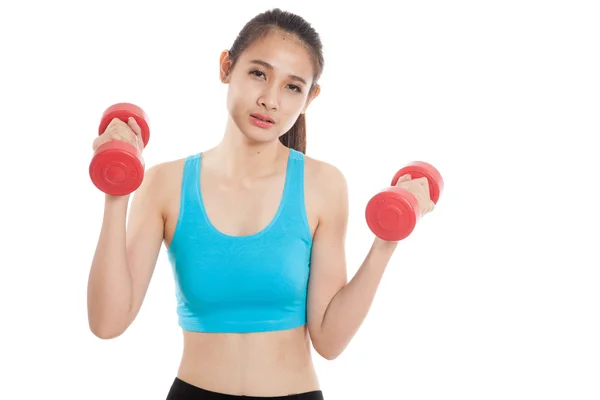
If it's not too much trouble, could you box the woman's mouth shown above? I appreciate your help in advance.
[250,114,275,128]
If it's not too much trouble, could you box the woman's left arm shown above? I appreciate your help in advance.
[306,164,400,361]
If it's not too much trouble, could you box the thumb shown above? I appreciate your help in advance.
[127,117,144,149]
[127,117,142,137]
[395,174,412,186]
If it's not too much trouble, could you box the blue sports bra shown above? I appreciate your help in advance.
[167,149,313,333]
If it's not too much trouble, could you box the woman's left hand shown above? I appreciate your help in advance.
[372,174,436,248]
[394,174,436,217]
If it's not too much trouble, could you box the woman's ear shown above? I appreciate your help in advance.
[219,50,232,83]
[301,84,321,114]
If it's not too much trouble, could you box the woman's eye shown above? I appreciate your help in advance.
[249,70,302,93]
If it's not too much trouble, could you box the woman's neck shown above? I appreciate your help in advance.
[207,119,288,180]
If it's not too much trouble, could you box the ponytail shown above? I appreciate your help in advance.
[279,114,307,154]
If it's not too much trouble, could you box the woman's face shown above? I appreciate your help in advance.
[220,31,320,145]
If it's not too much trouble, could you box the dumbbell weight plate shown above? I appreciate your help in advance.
[365,186,421,241]
[89,140,144,196]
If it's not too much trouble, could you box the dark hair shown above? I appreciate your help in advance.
[227,8,324,154]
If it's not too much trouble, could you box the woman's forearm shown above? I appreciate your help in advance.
[87,195,134,338]
[318,239,398,359]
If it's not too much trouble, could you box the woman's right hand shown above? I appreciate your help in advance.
[93,117,144,153]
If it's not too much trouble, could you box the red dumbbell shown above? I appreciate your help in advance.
[89,103,150,196]
[365,161,444,241]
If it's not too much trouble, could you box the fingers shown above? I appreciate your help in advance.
[107,117,125,130]
[416,195,435,216]
[95,117,139,150]
[395,175,435,215]
[127,117,144,150]
[425,200,435,214]
[127,117,142,136]
[415,177,430,193]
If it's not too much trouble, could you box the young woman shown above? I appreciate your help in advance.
[87,8,434,400]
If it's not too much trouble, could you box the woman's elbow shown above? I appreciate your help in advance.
[312,339,344,360]
[88,317,128,340]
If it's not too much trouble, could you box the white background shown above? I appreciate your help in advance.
[1,0,599,399]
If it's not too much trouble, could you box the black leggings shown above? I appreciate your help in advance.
[166,378,325,399]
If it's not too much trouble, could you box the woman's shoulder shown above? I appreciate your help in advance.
[140,154,194,194]
[149,150,207,175]
[303,154,347,191]
[303,154,348,212]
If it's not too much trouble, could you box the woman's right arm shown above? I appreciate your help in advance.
[87,118,166,339]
